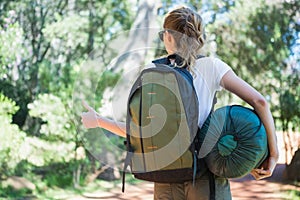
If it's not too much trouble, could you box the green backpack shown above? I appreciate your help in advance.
[122,55,214,194]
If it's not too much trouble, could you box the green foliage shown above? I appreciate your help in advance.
[286,189,300,200]
[212,0,298,78]
[247,3,296,74]
[0,0,135,131]
[276,72,300,131]
[22,137,75,167]
[211,0,300,131]
[26,93,76,166]
[0,93,19,117]
[28,94,74,141]
[0,22,26,78]
[82,129,124,163]
[0,94,26,176]
[212,0,269,77]
[39,162,75,188]
[43,14,88,51]
[0,185,32,199]
[94,70,121,108]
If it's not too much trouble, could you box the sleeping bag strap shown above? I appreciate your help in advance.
[122,99,136,193]
[207,95,217,200]
[122,151,133,193]
[211,92,217,113]
[208,170,216,200]
[228,106,238,140]
[192,150,197,186]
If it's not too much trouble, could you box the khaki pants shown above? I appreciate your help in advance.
[154,177,231,200]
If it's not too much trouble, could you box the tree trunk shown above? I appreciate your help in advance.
[100,0,160,120]
[285,148,300,181]
[85,165,110,184]
[73,164,81,188]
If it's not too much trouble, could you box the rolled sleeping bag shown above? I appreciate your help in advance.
[198,105,269,178]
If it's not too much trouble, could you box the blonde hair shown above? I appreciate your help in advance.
[163,6,206,71]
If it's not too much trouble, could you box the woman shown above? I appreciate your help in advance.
[81,6,279,200]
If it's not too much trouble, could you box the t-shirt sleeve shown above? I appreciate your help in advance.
[213,58,231,91]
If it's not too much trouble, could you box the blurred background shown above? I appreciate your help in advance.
[0,0,299,199]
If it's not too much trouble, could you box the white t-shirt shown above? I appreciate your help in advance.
[193,57,231,127]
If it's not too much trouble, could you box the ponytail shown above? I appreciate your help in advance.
[163,6,206,73]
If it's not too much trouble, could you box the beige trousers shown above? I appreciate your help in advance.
[154,177,231,200]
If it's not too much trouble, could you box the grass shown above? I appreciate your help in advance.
[37,174,141,199]
[285,189,300,200]
[0,174,141,200]
[0,186,33,199]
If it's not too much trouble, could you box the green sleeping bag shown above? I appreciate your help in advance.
[198,105,269,178]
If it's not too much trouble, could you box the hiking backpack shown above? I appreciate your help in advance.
[122,54,213,192]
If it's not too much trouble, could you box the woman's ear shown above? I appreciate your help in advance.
[165,31,174,42]
[164,30,177,54]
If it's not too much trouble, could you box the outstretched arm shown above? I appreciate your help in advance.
[80,100,126,138]
[221,70,279,180]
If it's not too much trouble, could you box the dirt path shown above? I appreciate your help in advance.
[229,164,299,200]
[67,133,300,200]
[67,164,299,200]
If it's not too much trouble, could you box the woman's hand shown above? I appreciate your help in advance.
[80,100,126,137]
[250,156,278,180]
[81,100,99,129]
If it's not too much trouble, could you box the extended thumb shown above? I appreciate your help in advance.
[82,100,93,111]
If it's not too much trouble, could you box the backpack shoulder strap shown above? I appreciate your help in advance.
[211,92,217,113]
[152,54,194,86]
[152,54,217,112]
